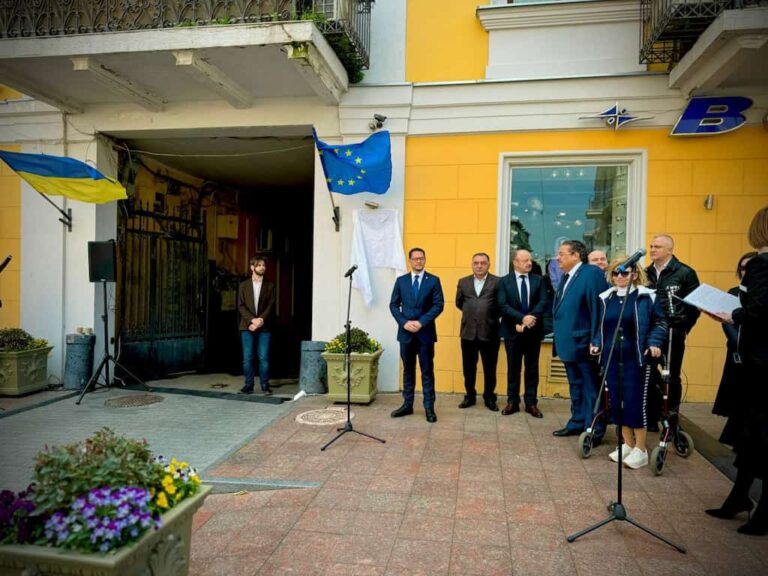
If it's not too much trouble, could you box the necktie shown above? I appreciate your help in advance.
[556,273,570,302]
[412,275,420,299]
[520,275,528,314]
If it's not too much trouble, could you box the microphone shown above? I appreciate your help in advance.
[344,264,358,278]
[0,255,11,274]
[616,249,646,272]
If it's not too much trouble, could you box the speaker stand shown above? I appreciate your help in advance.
[76,280,150,404]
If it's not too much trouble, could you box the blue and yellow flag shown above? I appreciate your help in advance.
[0,150,127,204]
[313,130,391,195]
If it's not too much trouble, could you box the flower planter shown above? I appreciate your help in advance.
[322,349,383,404]
[0,485,212,576]
[0,347,52,397]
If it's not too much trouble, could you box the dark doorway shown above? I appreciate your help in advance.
[109,126,314,380]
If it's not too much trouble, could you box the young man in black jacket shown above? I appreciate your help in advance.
[646,234,700,431]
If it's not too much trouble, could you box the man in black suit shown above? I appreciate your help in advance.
[237,255,276,395]
[498,249,548,417]
[389,247,445,423]
[455,252,500,411]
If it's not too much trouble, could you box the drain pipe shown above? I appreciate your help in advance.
[59,112,69,380]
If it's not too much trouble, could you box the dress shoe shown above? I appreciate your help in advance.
[552,427,581,437]
[485,400,499,412]
[425,409,437,423]
[458,398,476,409]
[262,388,273,396]
[391,404,414,418]
[501,403,520,416]
[706,497,754,519]
[239,386,253,395]
[737,516,767,536]
[525,405,543,418]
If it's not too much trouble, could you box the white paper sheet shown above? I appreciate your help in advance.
[680,283,740,314]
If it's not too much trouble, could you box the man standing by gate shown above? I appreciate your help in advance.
[238,255,276,395]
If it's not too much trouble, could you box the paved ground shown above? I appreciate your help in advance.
[190,395,768,576]
[2,385,766,575]
[0,386,293,491]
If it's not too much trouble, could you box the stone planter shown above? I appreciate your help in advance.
[322,349,383,404]
[0,347,52,397]
[0,485,212,576]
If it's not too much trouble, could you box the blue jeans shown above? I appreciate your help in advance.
[241,330,271,390]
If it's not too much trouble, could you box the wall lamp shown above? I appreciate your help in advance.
[369,114,387,131]
[704,194,715,210]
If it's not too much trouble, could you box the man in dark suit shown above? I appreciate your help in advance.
[237,255,276,395]
[389,247,445,423]
[498,249,549,418]
[552,240,608,437]
[455,252,500,411]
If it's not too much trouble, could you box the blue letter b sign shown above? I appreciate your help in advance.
[671,97,752,136]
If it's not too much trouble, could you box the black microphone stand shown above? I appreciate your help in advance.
[321,268,386,451]
[567,286,685,553]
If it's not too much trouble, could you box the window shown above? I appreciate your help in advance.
[497,151,645,275]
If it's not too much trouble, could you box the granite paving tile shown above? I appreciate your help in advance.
[448,542,512,576]
[387,538,452,574]
[453,516,509,547]
[397,511,454,542]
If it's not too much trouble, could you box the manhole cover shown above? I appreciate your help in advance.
[295,407,353,426]
[105,394,164,408]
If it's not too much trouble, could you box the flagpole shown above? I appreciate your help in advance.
[33,189,72,232]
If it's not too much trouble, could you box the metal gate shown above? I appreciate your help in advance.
[118,207,207,379]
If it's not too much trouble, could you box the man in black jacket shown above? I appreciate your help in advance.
[646,234,700,430]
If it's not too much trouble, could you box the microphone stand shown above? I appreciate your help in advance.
[567,286,685,553]
[321,268,386,451]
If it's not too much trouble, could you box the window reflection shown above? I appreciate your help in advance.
[509,165,628,274]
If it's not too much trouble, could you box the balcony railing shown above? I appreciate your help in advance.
[0,0,372,74]
[639,0,761,65]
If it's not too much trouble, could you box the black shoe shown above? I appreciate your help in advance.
[425,409,437,423]
[391,404,414,418]
[458,398,476,409]
[553,427,581,437]
[737,518,768,536]
[706,498,754,520]
[485,400,499,412]
[262,388,273,396]
[239,386,254,395]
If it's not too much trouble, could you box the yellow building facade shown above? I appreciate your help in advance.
[400,1,768,402]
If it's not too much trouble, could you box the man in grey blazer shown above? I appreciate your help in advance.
[455,253,500,411]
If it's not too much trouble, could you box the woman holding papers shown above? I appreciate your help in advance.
[707,206,768,536]
[712,252,757,446]
[591,258,666,470]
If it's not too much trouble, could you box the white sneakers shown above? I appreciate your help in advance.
[623,447,649,469]
[608,446,631,463]
[608,446,648,469]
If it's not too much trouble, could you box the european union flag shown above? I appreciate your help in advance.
[313,129,391,195]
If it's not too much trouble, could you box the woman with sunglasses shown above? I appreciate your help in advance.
[590,259,667,469]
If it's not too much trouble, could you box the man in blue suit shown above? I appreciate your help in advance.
[552,240,608,438]
[389,247,445,423]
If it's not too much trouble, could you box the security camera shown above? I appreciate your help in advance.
[369,114,387,131]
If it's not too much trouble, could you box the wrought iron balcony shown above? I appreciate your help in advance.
[0,0,372,78]
[639,0,761,65]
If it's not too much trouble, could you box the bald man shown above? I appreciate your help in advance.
[588,250,608,271]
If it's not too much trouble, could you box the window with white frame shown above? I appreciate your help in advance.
[497,152,646,276]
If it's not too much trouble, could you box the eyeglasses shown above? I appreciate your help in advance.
[611,270,632,277]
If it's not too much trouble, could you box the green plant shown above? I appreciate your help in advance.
[32,429,162,515]
[324,327,382,354]
[0,328,48,352]
[324,33,365,84]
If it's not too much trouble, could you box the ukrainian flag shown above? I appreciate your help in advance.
[0,150,127,204]
[313,129,391,195]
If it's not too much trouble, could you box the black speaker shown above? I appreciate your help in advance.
[88,241,116,282]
